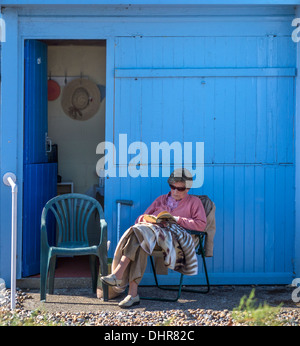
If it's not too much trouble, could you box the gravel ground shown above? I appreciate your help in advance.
[1,284,300,326]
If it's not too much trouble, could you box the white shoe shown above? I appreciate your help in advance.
[100,273,122,287]
[118,295,140,308]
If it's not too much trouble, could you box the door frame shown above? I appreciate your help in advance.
[19,37,112,278]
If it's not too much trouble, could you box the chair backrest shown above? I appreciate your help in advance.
[200,195,214,217]
[41,193,104,246]
[192,195,214,217]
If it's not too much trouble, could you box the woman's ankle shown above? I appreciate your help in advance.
[111,271,122,281]
[128,282,138,297]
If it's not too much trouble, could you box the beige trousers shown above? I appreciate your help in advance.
[121,233,149,285]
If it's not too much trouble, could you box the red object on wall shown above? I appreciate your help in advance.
[48,79,61,101]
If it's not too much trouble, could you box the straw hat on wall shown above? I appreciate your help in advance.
[61,78,101,121]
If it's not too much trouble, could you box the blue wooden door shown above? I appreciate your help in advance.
[106,34,295,285]
[24,40,49,165]
[23,40,57,277]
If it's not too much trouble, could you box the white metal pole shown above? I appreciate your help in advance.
[117,202,121,243]
[2,173,17,310]
[9,177,17,310]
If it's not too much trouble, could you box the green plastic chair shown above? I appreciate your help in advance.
[40,193,108,301]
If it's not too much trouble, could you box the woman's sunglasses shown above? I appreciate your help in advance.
[169,184,186,192]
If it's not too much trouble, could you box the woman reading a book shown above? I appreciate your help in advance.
[100,168,207,308]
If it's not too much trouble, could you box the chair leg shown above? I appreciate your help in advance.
[180,261,210,294]
[89,255,98,293]
[98,253,108,302]
[140,256,184,302]
[181,242,210,294]
[40,251,50,301]
[48,255,56,295]
[140,246,210,301]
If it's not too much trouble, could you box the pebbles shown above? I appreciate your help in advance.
[0,288,29,309]
[1,288,300,326]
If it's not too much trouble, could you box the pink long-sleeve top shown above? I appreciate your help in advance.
[135,192,207,232]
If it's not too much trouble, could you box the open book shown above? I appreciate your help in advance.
[143,211,177,224]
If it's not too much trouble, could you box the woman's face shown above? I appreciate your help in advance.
[169,181,189,201]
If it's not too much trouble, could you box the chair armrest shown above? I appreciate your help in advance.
[185,229,206,256]
[100,218,107,229]
[186,230,207,236]
[41,225,50,250]
[99,219,108,246]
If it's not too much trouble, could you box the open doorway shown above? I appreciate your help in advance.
[47,40,106,277]
[22,39,106,278]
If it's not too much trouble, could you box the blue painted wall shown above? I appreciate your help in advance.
[0,4,298,286]
[110,33,296,285]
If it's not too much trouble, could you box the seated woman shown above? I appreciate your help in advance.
[100,168,207,308]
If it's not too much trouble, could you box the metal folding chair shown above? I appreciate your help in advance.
[140,195,215,302]
[140,230,210,302]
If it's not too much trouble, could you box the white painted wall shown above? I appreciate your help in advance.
[47,45,106,195]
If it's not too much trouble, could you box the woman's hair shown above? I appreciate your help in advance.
[168,168,193,189]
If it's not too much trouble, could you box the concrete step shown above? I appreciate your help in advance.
[17,277,93,290]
